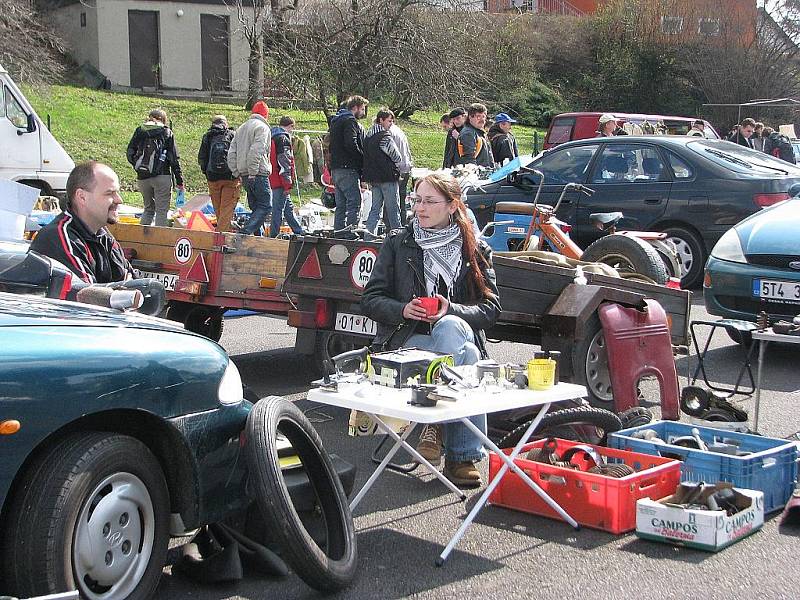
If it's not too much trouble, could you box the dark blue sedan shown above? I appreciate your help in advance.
[704,197,800,321]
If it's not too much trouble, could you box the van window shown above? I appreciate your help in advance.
[4,88,28,129]
[548,117,575,145]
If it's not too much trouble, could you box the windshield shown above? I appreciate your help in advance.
[687,140,800,175]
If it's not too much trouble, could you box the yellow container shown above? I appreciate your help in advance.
[527,358,555,390]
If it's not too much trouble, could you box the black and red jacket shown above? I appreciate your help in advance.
[30,212,134,284]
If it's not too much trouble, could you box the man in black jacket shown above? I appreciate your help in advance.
[455,104,494,168]
[31,161,134,284]
[728,118,756,148]
[487,113,519,166]
[443,107,466,169]
[198,115,239,232]
[329,95,368,230]
[363,108,403,233]
[126,109,184,227]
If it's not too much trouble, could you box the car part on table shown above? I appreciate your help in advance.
[245,396,357,592]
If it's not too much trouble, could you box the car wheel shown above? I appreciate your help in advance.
[571,315,614,406]
[245,396,357,592]
[662,226,705,288]
[2,433,169,600]
[312,330,365,377]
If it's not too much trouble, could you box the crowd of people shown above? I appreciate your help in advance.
[725,117,797,164]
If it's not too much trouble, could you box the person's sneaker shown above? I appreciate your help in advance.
[444,460,482,488]
[416,424,443,466]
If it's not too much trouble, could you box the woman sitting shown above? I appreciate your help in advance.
[361,172,501,487]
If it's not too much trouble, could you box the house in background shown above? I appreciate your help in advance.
[44,0,256,93]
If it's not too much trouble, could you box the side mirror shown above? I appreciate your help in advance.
[16,113,36,136]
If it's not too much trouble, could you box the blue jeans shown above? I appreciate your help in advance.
[332,168,361,230]
[366,180,401,234]
[241,175,272,235]
[406,315,486,463]
[270,187,303,236]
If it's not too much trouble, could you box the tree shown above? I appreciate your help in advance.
[0,0,69,83]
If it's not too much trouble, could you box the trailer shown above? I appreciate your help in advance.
[108,224,292,340]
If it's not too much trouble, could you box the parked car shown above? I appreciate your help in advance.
[543,112,719,149]
[465,136,800,287]
[704,194,800,323]
[0,266,357,597]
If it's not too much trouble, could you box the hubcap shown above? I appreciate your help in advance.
[585,330,613,402]
[667,236,694,275]
[73,472,155,600]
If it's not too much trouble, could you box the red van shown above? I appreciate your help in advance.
[543,112,719,149]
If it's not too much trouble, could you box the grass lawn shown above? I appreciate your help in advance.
[24,84,544,208]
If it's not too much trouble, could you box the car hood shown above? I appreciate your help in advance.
[0,291,187,333]
[737,199,800,255]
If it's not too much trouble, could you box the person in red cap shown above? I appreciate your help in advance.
[227,101,272,234]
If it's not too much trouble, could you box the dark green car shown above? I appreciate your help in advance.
[0,290,356,599]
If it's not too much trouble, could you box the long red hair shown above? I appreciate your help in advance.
[414,172,494,301]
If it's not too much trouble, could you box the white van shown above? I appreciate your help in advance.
[0,64,74,199]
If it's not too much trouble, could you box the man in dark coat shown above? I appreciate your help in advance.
[443,107,466,169]
[728,118,756,148]
[198,115,239,232]
[329,95,368,230]
[487,113,519,166]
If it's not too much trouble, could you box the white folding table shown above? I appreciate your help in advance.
[751,328,800,432]
[307,380,588,565]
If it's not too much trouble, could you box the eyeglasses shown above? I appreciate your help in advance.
[409,196,448,207]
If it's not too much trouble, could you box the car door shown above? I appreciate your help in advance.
[576,142,672,246]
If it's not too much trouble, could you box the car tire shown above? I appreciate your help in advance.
[572,314,615,407]
[582,235,668,285]
[2,433,170,600]
[312,330,366,377]
[167,301,224,342]
[662,226,705,288]
[245,396,357,592]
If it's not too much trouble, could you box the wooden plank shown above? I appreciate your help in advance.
[109,223,219,250]
[222,255,288,278]
[496,288,555,316]
[218,272,285,294]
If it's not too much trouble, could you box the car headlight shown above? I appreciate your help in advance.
[217,360,244,405]
[710,228,746,263]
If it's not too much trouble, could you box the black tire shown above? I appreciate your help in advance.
[700,407,740,422]
[619,406,653,429]
[572,314,614,407]
[498,406,623,448]
[662,226,705,288]
[2,433,170,600]
[312,330,364,377]
[680,385,710,417]
[582,235,668,285]
[245,396,357,592]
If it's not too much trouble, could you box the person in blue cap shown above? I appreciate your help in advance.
[487,113,519,166]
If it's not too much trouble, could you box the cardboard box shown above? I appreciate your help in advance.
[636,483,764,551]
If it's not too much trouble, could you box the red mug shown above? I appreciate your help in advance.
[418,296,440,317]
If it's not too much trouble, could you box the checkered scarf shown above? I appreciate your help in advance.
[412,220,463,298]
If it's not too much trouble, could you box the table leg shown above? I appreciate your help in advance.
[753,340,767,433]
[436,403,578,566]
[349,416,466,512]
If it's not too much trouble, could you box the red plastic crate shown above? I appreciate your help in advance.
[488,438,681,534]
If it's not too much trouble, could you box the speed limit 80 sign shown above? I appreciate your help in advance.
[174,237,193,264]
[349,247,378,290]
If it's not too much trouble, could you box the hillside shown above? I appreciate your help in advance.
[24,85,542,205]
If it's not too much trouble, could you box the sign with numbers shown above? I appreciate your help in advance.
[174,237,193,264]
[349,247,378,290]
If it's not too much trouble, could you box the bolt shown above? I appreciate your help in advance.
[122,540,131,554]
[119,513,129,527]
[102,522,111,536]
[105,551,113,566]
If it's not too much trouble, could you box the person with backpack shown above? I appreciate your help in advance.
[227,101,272,235]
[126,109,184,227]
[764,129,797,164]
[269,116,304,237]
[198,115,239,232]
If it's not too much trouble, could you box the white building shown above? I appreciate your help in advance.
[45,0,256,92]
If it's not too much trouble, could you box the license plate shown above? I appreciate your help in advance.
[334,312,377,336]
[753,278,800,302]
[135,270,178,291]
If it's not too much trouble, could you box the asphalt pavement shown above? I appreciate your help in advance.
[154,295,800,600]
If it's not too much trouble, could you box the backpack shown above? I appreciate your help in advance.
[134,131,166,177]
[768,134,796,164]
[206,130,232,176]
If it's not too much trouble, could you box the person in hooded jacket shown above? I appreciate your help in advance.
[443,107,467,169]
[269,116,304,236]
[329,95,368,230]
[361,172,501,488]
[487,113,519,166]
[198,115,239,232]
[363,108,403,234]
[126,108,184,227]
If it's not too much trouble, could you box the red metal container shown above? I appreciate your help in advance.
[488,438,681,534]
[598,299,680,419]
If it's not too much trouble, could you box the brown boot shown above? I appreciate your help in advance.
[444,459,481,488]
[416,424,443,466]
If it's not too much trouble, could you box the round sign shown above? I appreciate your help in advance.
[174,237,193,264]
[349,247,378,290]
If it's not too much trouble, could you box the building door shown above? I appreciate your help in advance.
[128,10,160,88]
[201,14,230,91]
